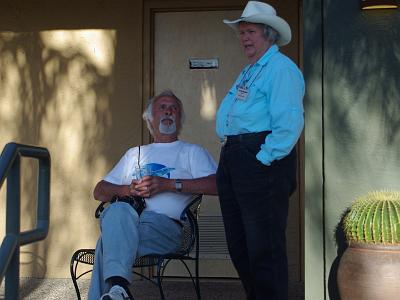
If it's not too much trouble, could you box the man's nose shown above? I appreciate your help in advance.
[164,107,173,115]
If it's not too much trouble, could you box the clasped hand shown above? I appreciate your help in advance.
[130,176,168,198]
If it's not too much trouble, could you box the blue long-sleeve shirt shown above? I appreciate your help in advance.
[216,45,305,166]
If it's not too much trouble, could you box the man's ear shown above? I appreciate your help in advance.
[145,119,155,136]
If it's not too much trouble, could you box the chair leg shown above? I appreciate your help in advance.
[70,251,82,300]
[195,257,201,300]
[157,258,201,300]
[178,259,200,300]
[156,259,166,300]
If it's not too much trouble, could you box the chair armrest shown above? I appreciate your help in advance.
[95,194,202,220]
[180,194,202,221]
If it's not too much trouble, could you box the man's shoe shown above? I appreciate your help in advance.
[100,285,131,300]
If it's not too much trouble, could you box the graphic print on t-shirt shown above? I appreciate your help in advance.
[133,163,175,179]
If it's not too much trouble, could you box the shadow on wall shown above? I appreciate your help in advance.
[304,0,400,298]
[0,29,114,276]
[323,1,400,300]
[0,0,142,283]
[324,2,400,166]
[18,251,47,298]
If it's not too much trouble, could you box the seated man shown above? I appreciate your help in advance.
[88,90,218,300]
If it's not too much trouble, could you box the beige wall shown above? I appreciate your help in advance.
[0,0,143,277]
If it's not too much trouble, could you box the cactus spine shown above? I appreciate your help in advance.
[344,191,400,244]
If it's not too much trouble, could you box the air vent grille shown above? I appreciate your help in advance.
[197,215,231,259]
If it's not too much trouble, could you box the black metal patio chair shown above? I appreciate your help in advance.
[70,194,202,300]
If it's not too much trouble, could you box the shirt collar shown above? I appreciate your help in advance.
[256,44,279,66]
[241,45,279,74]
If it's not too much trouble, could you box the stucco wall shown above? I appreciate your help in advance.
[0,0,143,278]
[305,1,400,299]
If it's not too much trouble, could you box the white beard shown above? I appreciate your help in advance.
[159,116,176,134]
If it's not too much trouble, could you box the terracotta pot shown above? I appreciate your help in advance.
[337,242,400,300]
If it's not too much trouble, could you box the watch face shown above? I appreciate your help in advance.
[175,179,182,191]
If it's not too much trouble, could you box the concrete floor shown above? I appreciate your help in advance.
[1,277,304,300]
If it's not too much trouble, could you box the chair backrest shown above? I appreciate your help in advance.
[175,194,202,256]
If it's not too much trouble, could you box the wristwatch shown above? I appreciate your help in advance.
[175,179,183,192]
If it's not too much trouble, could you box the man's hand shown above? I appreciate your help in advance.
[131,176,173,198]
[94,174,217,202]
[93,180,135,202]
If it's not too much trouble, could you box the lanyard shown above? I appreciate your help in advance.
[238,64,266,89]
[225,63,267,127]
[238,65,254,87]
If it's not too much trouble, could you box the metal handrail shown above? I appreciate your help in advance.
[0,142,51,300]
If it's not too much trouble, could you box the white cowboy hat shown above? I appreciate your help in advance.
[223,1,291,46]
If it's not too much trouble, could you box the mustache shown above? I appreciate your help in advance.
[160,116,175,122]
[159,115,176,134]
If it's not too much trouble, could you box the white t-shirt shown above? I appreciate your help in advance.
[103,140,217,220]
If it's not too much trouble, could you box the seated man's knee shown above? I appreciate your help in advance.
[102,202,139,223]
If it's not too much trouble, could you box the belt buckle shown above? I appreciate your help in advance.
[220,136,227,146]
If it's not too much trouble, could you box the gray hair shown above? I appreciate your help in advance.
[237,22,279,45]
[142,90,185,135]
[262,24,279,44]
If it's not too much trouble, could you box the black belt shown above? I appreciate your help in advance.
[222,131,271,145]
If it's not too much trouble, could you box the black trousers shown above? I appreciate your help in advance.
[216,131,297,300]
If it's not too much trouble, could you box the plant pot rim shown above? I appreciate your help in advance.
[348,241,400,251]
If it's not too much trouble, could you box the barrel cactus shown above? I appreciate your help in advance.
[344,191,400,244]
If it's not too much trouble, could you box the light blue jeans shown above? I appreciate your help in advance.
[88,202,182,300]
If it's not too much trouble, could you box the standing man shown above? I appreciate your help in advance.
[215,2,304,299]
[89,90,217,300]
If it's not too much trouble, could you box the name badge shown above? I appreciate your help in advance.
[235,86,248,101]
